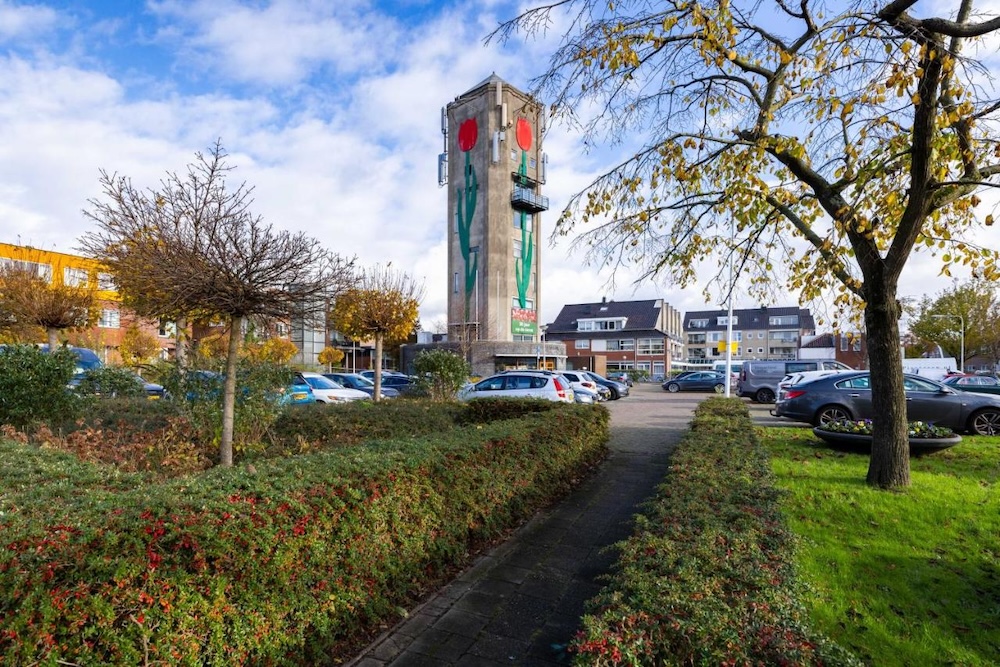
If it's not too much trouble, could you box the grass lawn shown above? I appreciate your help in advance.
[759,427,1000,667]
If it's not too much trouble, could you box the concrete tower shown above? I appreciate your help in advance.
[441,74,548,345]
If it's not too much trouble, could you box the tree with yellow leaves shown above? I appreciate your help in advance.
[0,263,97,347]
[318,346,345,370]
[495,0,1000,489]
[329,265,424,401]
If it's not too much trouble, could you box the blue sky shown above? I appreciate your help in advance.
[0,0,977,331]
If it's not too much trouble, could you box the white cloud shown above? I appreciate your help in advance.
[0,0,59,41]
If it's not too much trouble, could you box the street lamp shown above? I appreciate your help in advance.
[931,314,965,373]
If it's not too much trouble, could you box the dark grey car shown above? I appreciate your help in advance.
[773,371,1000,435]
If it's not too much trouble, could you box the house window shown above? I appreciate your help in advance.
[638,338,665,355]
[158,320,176,337]
[758,347,764,354]
[769,315,799,326]
[97,272,115,291]
[63,267,89,287]
[513,212,533,232]
[717,316,738,326]
[607,339,635,351]
[758,332,765,338]
[841,335,849,351]
[576,339,590,349]
[98,309,120,328]
[689,319,709,328]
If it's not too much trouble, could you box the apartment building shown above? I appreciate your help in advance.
[683,306,816,363]
[544,298,684,379]
[0,242,175,362]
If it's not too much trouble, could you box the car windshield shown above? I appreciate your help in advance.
[304,375,342,390]
[351,375,375,387]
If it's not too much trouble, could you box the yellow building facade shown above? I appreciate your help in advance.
[0,242,175,363]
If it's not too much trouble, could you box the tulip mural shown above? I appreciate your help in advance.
[514,117,534,310]
[456,118,478,320]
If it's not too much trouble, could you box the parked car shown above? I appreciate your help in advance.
[379,374,417,394]
[608,371,633,387]
[738,359,854,403]
[776,370,853,402]
[560,370,608,401]
[360,369,409,381]
[278,376,315,405]
[584,371,629,400]
[662,371,726,393]
[941,374,1000,396]
[183,369,314,405]
[457,370,574,403]
[323,372,399,398]
[773,371,1000,435]
[572,384,601,404]
[298,372,370,403]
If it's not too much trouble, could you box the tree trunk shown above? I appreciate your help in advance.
[864,288,911,488]
[373,334,383,402]
[175,316,188,367]
[219,315,242,467]
[46,327,59,349]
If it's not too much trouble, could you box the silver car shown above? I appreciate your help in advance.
[458,371,574,403]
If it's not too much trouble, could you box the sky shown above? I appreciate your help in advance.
[0,0,989,334]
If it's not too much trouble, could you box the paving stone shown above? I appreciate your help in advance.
[466,632,531,662]
[346,386,693,667]
[433,608,491,637]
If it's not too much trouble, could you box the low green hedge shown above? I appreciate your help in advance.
[571,397,859,666]
[0,401,609,665]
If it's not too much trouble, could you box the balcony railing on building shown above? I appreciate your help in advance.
[511,173,549,213]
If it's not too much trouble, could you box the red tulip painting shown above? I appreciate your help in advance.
[458,118,478,152]
[515,118,532,151]
[456,117,479,320]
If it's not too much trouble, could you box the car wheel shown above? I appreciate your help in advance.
[666,383,680,393]
[609,387,620,400]
[713,383,725,393]
[814,405,853,426]
[969,409,1000,435]
[755,387,776,403]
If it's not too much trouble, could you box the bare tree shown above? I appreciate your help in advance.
[81,141,355,466]
[0,263,97,347]
[329,264,424,401]
[494,0,1000,488]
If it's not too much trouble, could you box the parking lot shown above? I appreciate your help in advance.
[622,381,805,429]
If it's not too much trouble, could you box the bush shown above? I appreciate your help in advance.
[0,401,610,665]
[0,344,80,428]
[571,397,859,666]
[412,349,470,400]
[159,360,296,458]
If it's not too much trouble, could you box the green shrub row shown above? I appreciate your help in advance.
[0,401,609,666]
[570,397,859,666]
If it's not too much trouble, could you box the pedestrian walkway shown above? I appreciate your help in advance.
[349,385,699,667]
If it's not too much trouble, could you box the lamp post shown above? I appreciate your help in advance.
[931,314,965,373]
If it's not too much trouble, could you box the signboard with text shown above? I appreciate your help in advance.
[511,308,537,336]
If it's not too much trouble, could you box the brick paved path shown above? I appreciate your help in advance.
[348,384,701,667]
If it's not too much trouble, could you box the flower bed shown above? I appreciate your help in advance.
[813,419,962,451]
[0,400,609,665]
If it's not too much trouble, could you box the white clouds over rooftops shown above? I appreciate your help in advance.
[0,0,986,334]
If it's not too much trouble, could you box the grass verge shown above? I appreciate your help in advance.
[760,427,1000,666]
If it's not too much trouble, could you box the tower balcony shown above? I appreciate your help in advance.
[511,184,549,213]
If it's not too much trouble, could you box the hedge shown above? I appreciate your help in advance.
[571,397,859,666]
[0,400,609,665]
